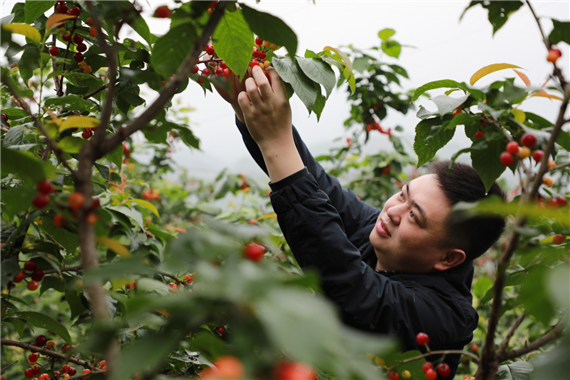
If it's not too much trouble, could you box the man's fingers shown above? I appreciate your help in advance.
[266,68,287,99]
[237,91,252,112]
[251,65,273,100]
[244,76,263,106]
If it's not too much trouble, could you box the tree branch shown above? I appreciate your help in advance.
[81,80,119,100]
[497,313,526,359]
[0,75,77,178]
[0,339,92,369]
[398,349,480,366]
[501,319,566,361]
[98,1,229,158]
[0,360,19,373]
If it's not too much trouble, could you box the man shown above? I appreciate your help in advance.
[216,66,506,378]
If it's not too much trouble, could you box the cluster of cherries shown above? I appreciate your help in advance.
[499,132,546,167]
[12,260,45,291]
[31,179,100,225]
[385,333,452,380]
[142,188,160,201]
[365,120,392,137]
[167,274,194,292]
[21,335,92,379]
[49,2,97,74]
[199,356,318,380]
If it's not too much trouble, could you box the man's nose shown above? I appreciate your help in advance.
[386,204,405,226]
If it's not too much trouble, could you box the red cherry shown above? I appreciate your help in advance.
[29,353,39,362]
[556,196,567,207]
[274,361,316,380]
[49,46,59,56]
[72,34,84,44]
[223,68,230,77]
[422,362,433,373]
[168,282,178,292]
[61,32,72,42]
[68,192,85,210]
[53,213,65,227]
[521,133,537,147]
[33,193,51,209]
[500,152,515,166]
[25,369,34,378]
[56,3,68,14]
[82,129,91,139]
[14,271,26,283]
[388,371,400,380]
[201,68,211,76]
[155,5,171,18]
[184,274,193,283]
[76,43,87,53]
[32,366,42,375]
[259,50,267,59]
[27,280,39,291]
[416,332,430,346]
[1,113,7,123]
[68,367,76,376]
[37,180,54,194]
[215,67,224,76]
[553,234,564,244]
[425,369,438,380]
[532,149,544,163]
[217,326,226,334]
[24,260,37,271]
[255,37,263,45]
[67,6,81,17]
[87,17,93,26]
[73,52,84,62]
[191,65,199,74]
[31,269,44,282]
[243,242,265,262]
[436,363,450,378]
[249,60,260,67]
[62,343,72,353]
[506,141,520,154]
[452,109,461,117]
[220,61,227,69]
[61,365,70,373]
[547,48,562,64]
[474,131,485,139]
[206,44,215,55]
[39,374,50,380]
[36,335,47,346]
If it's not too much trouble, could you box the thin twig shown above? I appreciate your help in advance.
[501,319,566,361]
[81,80,119,100]
[0,360,19,373]
[549,161,570,172]
[0,339,92,369]
[497,313,527,358]
[398,349,480,366]
[0,76,77,178]
[525,0,550,50]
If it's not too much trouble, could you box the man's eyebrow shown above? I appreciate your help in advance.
[404,183,427,225]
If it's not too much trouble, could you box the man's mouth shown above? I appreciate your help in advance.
[376,219,391,238]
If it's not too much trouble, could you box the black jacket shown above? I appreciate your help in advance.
[236,119,478,378]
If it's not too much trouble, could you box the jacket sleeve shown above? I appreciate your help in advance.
[269,172,418,333]
[236,117,379,238]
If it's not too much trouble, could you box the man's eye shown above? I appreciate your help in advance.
[410,211,418,222]
[398,192,404,199]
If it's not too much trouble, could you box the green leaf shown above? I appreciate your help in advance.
[240,4,298,57]
[313,92,326,122]
[40,276,66,295]
[555,130,570,152]
[107,205,144,230]
[15,311,72,343]
[412,80,462,101]
[1,108,29,119]
[468,129,507,192]
[129,14,155,46]
[273,57,318,114]
[66,288,88,320]
[381,40,401,58]
[1,258,21,287]
[45,95,99,113]
[477,1,524,35]
[40,215,79,254]
[173,125,200,149]
[518,266,555,327]
[296,57,336,99]
[19,44,40,86]
[150,23,197,79]
[413,117,456,167]
[432,94,469,115]
[0,182,36,217]
[212,8,252,80]
[131,199,160,218]
[497,361,533,380]
[58,136,88,154]
[107,143,123,171]
[378,28,395,41]
[549,19,570,45]
[25,0,54,24]
[1,147,45,183]
[5,316,26,338]
[473,276,493,300]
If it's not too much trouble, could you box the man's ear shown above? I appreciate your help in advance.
[433,249,466,271]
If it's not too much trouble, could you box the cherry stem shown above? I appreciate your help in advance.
[397,349,480,366]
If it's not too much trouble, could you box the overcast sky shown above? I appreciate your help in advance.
[2,1,569,184]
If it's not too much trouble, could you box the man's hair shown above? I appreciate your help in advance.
[430,161,506,262]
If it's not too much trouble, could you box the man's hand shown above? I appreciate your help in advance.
[236,66,303,183]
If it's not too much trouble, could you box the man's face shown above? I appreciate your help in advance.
[369,174,455,273]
